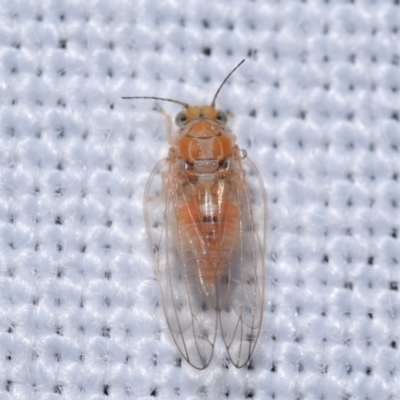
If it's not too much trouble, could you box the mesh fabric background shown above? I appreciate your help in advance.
[0,0,399,399]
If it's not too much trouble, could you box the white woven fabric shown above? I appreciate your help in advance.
[0,0,399,399]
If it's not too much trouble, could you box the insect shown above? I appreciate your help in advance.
[123,60,267,369]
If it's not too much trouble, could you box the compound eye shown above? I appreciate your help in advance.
[175,110,188,127]
[216,110,228,124]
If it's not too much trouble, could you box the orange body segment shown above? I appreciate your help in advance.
[177,135,233,164]
[177,137,201,163]
[177,196,240,285]
[187,120,215,137]
[212,135,232,159]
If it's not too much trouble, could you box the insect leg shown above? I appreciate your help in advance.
[157,108,174,145]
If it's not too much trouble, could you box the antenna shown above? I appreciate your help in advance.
[121,96,189,108]
[122,60,245,108]
[211,59,245,107]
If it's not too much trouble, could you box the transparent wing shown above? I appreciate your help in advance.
[144,159,168,260]
[144,159,218,369]
[217,156,267,368]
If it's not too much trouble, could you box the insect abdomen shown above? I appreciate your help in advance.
[177,181,240,285]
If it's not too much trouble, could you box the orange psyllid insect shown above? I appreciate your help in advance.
[123,60,267,369]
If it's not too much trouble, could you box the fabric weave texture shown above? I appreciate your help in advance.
[0,0,399,399]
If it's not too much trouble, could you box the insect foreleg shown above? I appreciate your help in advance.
[157,108,174,145]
